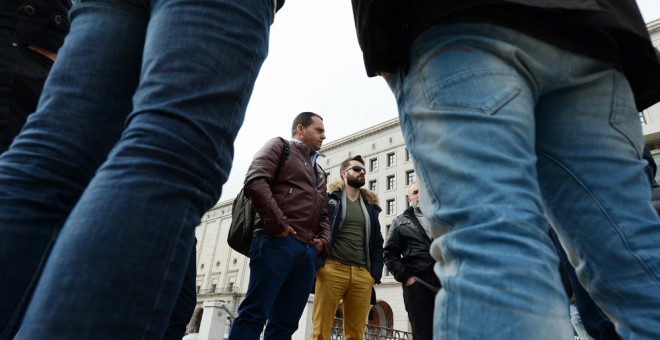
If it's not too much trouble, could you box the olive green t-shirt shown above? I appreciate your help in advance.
[329,196,367,267]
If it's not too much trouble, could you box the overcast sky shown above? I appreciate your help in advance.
[219,0,660,202]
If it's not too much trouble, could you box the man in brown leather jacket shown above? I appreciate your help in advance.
[229,111,332,340]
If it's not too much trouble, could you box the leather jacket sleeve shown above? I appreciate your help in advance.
[316,172,332,255]
[317,214,331,255]
[383,215,412,283]
[244,138,287,235]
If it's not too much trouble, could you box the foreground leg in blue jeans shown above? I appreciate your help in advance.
[164,245,199,340]
[0,3,144,337]
[0,0,273,338]
[387,23,660,339]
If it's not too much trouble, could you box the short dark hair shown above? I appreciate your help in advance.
[341,155,364,171]
[291,112,323,137]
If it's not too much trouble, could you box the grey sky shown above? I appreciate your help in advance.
[219,0,660,202]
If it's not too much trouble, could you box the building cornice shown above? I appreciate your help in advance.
[321,117,400,152]
[649,18,660,34]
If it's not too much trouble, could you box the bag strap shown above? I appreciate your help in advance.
[273,137,289,179]
[404,207,432,244]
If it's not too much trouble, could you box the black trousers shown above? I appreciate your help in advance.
[0,28,53,153]
[403,274,438,340]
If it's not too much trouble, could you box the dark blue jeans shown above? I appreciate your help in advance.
[0,0,273,338]
[229,233,317,339]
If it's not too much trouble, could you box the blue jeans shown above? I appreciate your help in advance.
[228,233,317,339]
[0,0,273,338]
[386,23,660,339]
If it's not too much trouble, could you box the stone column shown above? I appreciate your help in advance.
[198,301,230,340]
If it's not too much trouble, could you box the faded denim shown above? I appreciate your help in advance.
[387,23,660,339]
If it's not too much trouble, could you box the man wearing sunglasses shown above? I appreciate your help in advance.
[384,181,439,340]
[311,155,384,340]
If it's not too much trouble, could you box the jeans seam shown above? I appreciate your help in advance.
[140,201,193,339]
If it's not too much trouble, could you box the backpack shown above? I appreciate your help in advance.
[227,138,289,257]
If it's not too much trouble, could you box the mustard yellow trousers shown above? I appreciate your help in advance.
[310,259,375,340]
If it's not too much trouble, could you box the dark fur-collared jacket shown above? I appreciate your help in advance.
[320,180,384,284]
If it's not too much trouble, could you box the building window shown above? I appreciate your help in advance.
[386,199,396,215]
[369,158,378,172]
[387,152,396,167]
[369,180,377,192]
[405,148,411,162]
[211,284,217,293]
[387,175,396,190]
[406,170,416,186]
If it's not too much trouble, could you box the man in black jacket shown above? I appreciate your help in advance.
[351,0,660,338]
[384,181,438,340]
[0,0,70,153]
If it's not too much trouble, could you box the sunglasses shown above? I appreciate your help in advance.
[345,165,366,173]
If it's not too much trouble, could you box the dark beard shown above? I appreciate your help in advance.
[347,176,365,189]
